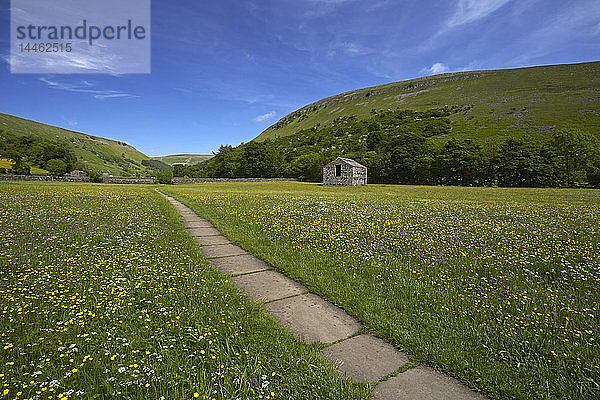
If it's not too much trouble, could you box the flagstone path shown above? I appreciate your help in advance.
[159,191,487,400]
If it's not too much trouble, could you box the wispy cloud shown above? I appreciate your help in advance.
[9,44,127,75]
[421,62,450,75]
[0,52,10,70]
[40,78,138,100]
[420,0,513,52]
[173,87,193,94]
[445,0,512,28]
[253,111,276,122]
[199,79,297,109]
[303,0,358,18]
[328,41,373,57]
[508,0,600,65]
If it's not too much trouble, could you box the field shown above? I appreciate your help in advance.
[0,182,368,400]
[163,182,600,400]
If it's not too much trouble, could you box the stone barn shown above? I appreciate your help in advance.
[323,157,367,186]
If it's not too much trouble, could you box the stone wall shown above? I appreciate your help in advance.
[323,163,367,186]
[0,174,297,185]
[0,174,90,182]
[323,162,353,186]
[101,176,156,184]
[351,166,367,186]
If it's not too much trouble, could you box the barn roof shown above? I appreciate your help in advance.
[334,157,366,168]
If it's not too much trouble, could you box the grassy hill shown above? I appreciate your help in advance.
[0,113,150,175]
[151,154,213,166]
[255,61,600,143]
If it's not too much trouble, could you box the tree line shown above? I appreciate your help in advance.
[0,130,76,176]
[175,108,600,188]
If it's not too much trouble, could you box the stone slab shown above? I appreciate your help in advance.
[195,236,230,246]
[181,214,202,221]
[209,254,269,274]
[372,366,487,400]
[183,220,213,228]
[320,334,408,382]
[200,244,247,258]
[181,216,206,224]
[263,294,360,344]
[231,270,306,302]
[187,227,222,237]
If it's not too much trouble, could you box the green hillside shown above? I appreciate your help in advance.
[255,61,600,142]
[151,154,213,166]
[0,113,150,175]
[193,61,600,187]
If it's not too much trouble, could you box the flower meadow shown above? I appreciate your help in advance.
[0,182,369,400]
[166,183,600,400]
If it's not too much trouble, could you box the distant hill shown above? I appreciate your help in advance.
[255,61,600,143]
[151,154,213,166]
[0,113,150,175]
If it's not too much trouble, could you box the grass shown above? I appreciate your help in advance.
[254,61,600,144]
[0,158,49,174]
[151,155,213,166]
[164,182,600,400]
[0,182,369,400]
[0,114,150,175]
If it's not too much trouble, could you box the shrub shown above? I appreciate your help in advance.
[156,171,173,184]
[45,158,68,177]
[84,169,102,183]
[10,162,30,175]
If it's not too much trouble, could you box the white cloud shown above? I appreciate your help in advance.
[446,0,512,28]
[60,117,78,127]
[253,111,276,122]
[39,77,138,100]
[421,62,450,75]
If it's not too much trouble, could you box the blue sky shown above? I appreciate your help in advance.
[1,0,599,156]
